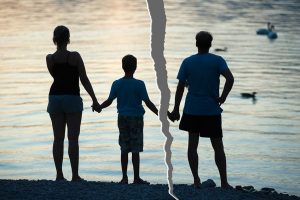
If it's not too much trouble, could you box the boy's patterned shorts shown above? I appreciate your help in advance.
[118,115,144,153]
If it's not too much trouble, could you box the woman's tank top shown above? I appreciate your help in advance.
[49,52,80,96]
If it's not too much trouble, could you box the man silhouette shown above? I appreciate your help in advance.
[170,31,234,188]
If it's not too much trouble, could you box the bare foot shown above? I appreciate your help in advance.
[192,178,201,189]
[221,183,233,189]
[119,176,128,184]
[55,177,67,182]
[133,178,150,185]
[56,174,66,182]
[71,176,86,182]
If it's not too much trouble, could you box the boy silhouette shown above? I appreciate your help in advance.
[100,55,158,184]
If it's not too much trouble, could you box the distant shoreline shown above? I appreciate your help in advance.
[0,179,299,200]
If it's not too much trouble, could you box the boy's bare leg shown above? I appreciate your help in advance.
[188,132,201,188]
[210,138,231,188]
[132,152,149,184]
[132,152,140,181]
[120,152,128,184]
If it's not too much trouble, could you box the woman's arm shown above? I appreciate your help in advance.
[75,52,101,109]
[46,54,54,77]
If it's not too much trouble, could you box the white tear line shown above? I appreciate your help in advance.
[145,1,178,199]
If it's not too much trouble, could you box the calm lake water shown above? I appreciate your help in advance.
[0,0,299,196]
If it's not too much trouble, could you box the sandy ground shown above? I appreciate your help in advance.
[0,179,299,200]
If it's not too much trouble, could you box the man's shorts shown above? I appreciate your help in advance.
[47,95,83,114]
[118,115,144,153]
[179,113,223,138]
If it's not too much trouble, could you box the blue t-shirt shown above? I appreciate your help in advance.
[177,53,228,115]
[108,78,150,117]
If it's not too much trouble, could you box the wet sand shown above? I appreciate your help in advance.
[0,179,299,200]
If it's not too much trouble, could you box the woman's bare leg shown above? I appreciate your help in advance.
[66,112,82,180]
[50,113,66,180]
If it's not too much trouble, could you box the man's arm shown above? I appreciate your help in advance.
[170,80,185,121]
[219,68,234,105]
[144,99,158,116]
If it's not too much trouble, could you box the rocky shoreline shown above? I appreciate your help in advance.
[0,179,299,200]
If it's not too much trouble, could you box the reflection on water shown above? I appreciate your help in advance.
[0,0,299,196]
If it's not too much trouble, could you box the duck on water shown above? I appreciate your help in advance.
[214,47,227,52]
[241,92,256,98]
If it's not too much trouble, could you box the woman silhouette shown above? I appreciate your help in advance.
[46,25,101,181]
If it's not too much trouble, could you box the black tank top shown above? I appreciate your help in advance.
[49,52,80,96]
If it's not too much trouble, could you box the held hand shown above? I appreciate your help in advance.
[169,109,180,122]
[167,111,175,122]
[91,102,102,113]
[93,104,102,113]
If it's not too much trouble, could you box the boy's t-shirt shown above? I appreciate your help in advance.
[108,78,150,117]
[177,53,228,116]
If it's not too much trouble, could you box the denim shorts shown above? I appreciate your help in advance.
[47,95,83,114]
[118,115,144,153]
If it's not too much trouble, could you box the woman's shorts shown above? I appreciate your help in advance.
[47,95,83,114]
[179,113,223,138]
[118,115,144,153]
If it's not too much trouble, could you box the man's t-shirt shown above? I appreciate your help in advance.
[108,78,149,117]
[177,53,228,116]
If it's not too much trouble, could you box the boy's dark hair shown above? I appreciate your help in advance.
[195,31,213,50]
[122,55,137,73]
[53,25,70,45]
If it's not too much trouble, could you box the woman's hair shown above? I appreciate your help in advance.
[122,55,137,73]
[53,25,70,46]
[195,31,213,49]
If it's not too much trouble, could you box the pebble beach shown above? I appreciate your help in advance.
[1,179,299,200]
